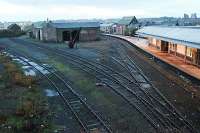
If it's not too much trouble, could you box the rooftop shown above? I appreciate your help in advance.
[100,23,114,27]
[49,22,100,29]
[137,26,200,49]
[118,16,138,25]
[33,21,100,29]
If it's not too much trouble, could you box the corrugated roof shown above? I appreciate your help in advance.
[49,22,100,29]
[137,26,200,49]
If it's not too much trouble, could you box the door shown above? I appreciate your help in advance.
[63,31,71,41]
[161,40,169,52]
[197,49,200,66]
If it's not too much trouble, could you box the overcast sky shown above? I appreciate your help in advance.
[0,0,200,21]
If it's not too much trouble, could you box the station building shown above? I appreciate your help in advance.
[137,26,200,68]
[32,21,100,42]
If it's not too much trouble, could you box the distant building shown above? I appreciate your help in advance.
[32,21,100,42]
[0,22,4,30]
[7,24,21,32]
[112,16,139,35]
[137,26,200,67]
[191,13,197,19]
[184,13,190,19]
[100,23,114,34]
[177,18,200,26]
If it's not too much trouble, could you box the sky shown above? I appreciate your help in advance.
[0,0,200,22]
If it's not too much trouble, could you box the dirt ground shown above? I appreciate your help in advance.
[0,36,199,132]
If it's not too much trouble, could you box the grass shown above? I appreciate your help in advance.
[0,55,35,88]
[0,55,54,132]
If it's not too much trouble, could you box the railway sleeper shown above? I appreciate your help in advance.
[139,83,151,89]
[69,100,82,104]
[134,76,147,83]
[87,122,101,129]
[71,105,81,111]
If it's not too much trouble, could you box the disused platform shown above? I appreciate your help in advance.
[107,34,200,81]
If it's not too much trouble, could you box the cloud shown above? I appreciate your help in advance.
[0,1,147,21]
[0,0,200,21]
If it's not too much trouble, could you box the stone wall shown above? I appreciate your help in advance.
[42,27,57,42]
[79,29,98,41]
[33,27,99,42]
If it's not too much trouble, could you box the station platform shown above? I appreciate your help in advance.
[107,34,200,81]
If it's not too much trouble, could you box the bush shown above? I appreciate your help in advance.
[3,62,35,87]
[13,73,35,87]
[0,30,25,38]
[124,27,138,36]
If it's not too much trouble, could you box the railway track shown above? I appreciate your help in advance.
[109,38,199,132]
[9,38,197,132]
[106,37,197,132]
[5,50,112,133]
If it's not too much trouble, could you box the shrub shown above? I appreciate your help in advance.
[0,30,25,38]
[13,73,35,87]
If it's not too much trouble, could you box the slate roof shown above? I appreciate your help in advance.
[137,26,200,49]
[7,24,21,31]
[49,22,100,29]
[118,16,138,25]
[100,23,114,27]
[33,21,45,29]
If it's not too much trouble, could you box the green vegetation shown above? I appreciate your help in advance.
[125,27,138,36]
[0,30,25,38]
[0,55,53,133]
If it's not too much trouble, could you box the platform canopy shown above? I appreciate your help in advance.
[137,26,200,49]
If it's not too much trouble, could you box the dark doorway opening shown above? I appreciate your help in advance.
[38,30,41,40]
[161,40,169,52]
[72,30,79,41]
[197,49,200,66]
[63,31,71,41]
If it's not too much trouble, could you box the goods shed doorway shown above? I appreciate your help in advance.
[63,31,71,41]
[38,30,41,40]
[161,40,169,52]
[72,30,80,42]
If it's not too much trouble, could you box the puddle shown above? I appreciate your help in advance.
[2,52,53,77]
[45,89,59,97]
[140,83,151,89]
[24,69,36,76]
[22,66,31,69]
[29,62,49,74]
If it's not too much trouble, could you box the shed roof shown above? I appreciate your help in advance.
[49,22,100,29]
[137,26,200,49]
[100,23,114,27]
[33,21,45,29]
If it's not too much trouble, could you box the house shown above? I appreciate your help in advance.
[137,26,200,67]
[112,16,139,35]
[32,21,100,42]
[32,22,45,40]
[24,24,34,38]
[0,22,4,30]
[100,23,114,34]
[7,24,21,33]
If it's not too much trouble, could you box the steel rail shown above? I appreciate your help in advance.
[9,38,196,132]
[7,50,112,133]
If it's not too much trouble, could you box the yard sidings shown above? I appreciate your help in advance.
[0,36,199,133]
